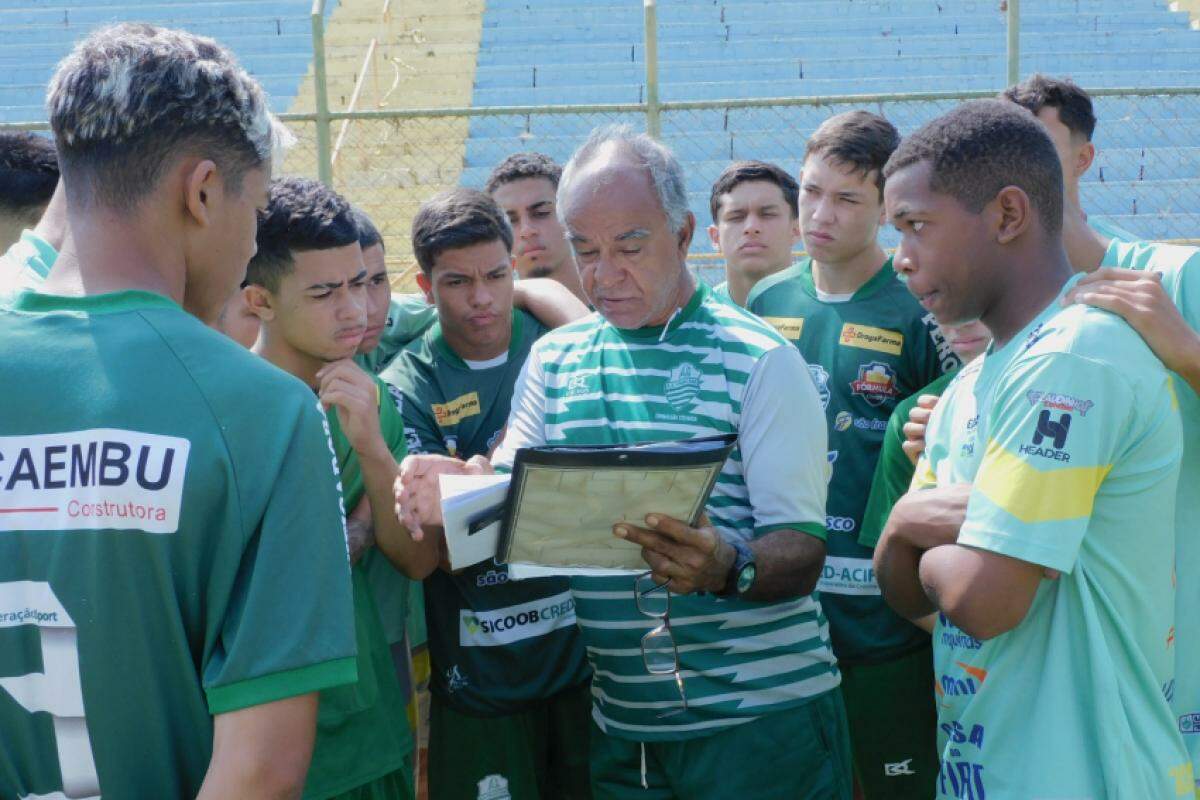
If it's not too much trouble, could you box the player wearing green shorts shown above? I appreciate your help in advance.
[707,161,800,308]
[1,25,358,798]
[245,177,424,800]
[397,127,850,800]
[380,189,592,800]
[876,99,1194,798]
[747,112,956,800]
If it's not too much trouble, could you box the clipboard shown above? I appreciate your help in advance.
[496,434,737,573]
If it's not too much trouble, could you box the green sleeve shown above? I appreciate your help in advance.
[858,402,915,548]
[203,398,358,713]
[387,372,451,459]
[376,376,409,462]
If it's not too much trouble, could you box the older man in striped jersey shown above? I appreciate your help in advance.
[397,125,851,799]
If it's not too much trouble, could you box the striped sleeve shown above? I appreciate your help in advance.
[958,352,1132,573]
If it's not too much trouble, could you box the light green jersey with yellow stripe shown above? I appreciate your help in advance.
[917,273,1192,798]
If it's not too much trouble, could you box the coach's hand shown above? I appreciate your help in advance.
[395,453,491,541]
[902,394,941,465]
[318,360,387,460]
[1065,268,1200,388]
[615,513,735,595]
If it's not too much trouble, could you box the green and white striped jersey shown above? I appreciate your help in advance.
[493,283,839,741]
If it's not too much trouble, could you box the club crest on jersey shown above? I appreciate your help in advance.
[664,362,703,410]
[808,364,831,411]
[849,362,899,407]
[565,373,591,398]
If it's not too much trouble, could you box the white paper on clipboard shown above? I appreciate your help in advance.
[439,473,511,571]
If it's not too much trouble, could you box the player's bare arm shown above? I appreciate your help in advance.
[1065,267,1200,395]
[615,514,825,599]
[318,359,439,578]
[918,545,1044,641]
[874,484,970,620]
[346,497,375,564]
[512,276,589,327]
[196,693,318,800]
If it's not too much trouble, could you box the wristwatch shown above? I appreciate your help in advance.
[720,539,757,597]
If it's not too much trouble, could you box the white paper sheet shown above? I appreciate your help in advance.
[439,473,511,571]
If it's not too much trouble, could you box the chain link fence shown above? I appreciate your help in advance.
[268,88,1200,291]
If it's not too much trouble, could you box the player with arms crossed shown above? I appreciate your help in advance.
[0,25,357,799]
[875,99,1193,798]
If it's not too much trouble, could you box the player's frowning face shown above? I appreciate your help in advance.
[886,160,989,327]
[799,154,885,265]
[565,164,694,329]
[359,242,391,354]
[270,243,368,362]
[419,238,515,360]
[491,177,580,296]
[708,180,800,276]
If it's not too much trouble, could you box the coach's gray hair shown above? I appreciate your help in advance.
[557,124,689,233]
[46,23,291,208]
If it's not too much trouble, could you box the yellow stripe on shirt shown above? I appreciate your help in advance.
[975,439,1112,524]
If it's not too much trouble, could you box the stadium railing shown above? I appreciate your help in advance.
[2,0,1198,290]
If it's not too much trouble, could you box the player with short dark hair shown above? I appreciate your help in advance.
[0,131,58,252]
[1003,75,1200,787]
[747,110,955,799]
[876,98,1189,797]
[0,23,356,799]
[381,187,592,800]
[486,152,586,302]
[245,177,421,800]
[706,160,800,306]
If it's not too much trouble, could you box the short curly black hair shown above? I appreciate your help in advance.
[883,99,1063,236]
[0,132,59,215]
[1002,74,1095,142]
[412,188,513,274]
[247,177,359,291]
[484,152,562,194]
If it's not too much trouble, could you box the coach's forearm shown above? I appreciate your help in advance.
[360,447,439,579]
[743,529,826,600]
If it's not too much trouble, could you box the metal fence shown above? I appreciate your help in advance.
[4,0,1200,289]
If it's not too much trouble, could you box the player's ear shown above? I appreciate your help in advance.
[1075,141,1096,178]
[415,271,435,305]
[243,283,276,322]
[993,185,1032,245]
[182,158,219,229]
[676,211,696,256]
[707,224,720,251]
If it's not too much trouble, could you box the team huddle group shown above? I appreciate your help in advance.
[1,19,1199,800]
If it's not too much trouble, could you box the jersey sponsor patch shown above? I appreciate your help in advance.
[459,591,577,647]
[1025,390,1094,417]
[850,361,899,406]
[839,323,903,355]
[817,555,880,596]
[0,429,190,534]
[433,392,481,427]
[762,316,804,340]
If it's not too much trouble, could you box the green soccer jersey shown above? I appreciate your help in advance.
[356,294,438,374]
[748,257,957,664]
[492,285,839,742]
[711,280,734,305]
[0,230,57,298]
[917,275,1192,798]
[1102,238,1200,783]
[0,290,357,799]
[305,373,412,799]
[380,310,592,716]
[858,369,958,549]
